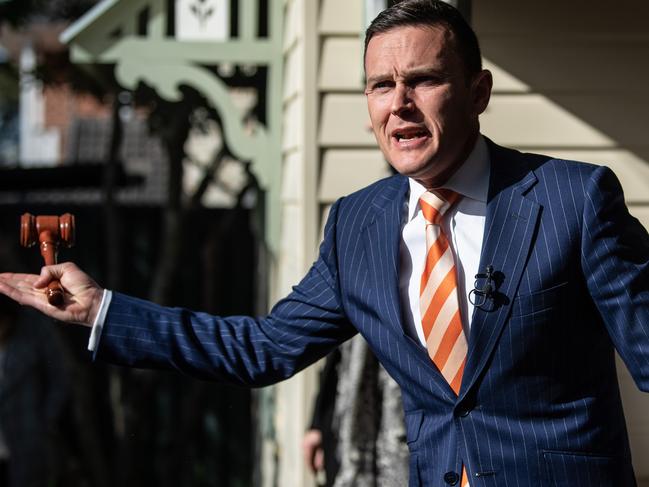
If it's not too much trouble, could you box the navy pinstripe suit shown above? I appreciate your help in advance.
[96,141,649,486]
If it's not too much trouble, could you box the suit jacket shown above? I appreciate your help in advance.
[96,141,649,486]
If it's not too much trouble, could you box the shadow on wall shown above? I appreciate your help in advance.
[473,0,649,165]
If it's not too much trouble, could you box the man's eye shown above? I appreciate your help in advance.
[410,76,440,87]
[371,81,393,91]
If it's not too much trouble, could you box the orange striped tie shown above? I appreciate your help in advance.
[419,189,470,487]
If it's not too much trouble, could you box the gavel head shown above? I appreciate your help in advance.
[19,213,75,306]
[20,213,76,248]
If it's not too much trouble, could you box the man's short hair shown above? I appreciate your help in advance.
[364,0,483,79]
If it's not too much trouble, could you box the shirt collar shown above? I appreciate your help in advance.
[406,134,490,222]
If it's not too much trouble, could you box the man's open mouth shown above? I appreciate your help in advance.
[392,128,430,142]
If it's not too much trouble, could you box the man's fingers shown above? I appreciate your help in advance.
[34,263,71,289]
[0,273,40,301]
[0,272,39,287]
[0,276,50,313]
[314,448,325,471]
[0,266,98,326]
[0,272,70,319]
[302,430,325,472]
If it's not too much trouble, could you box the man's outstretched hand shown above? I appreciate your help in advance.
[0,262,104,327]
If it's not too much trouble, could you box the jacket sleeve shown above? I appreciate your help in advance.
[94,199,357,386]
[581,165,649,391]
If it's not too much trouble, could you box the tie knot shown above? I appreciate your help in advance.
[419,189,459,224]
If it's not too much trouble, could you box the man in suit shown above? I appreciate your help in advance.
[1,1,648,485]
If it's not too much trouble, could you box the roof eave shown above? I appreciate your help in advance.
[59,0,121,45]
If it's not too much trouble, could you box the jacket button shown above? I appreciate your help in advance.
[457,407,471,417]
[444,471,459,485]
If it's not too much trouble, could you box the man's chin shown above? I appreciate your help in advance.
[398,164,459,188]
[388,157,434,178]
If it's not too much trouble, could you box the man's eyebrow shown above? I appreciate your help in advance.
[401,66,448,78]
[365,66,447,85]
[365,73,391,85]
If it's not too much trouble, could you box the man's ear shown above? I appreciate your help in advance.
[472,69,493,115]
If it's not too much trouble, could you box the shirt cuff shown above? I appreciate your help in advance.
[87,289,113,352]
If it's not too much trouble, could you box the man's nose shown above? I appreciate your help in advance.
[391,84,414,115]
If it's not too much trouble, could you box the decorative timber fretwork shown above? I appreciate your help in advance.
[61,0,283,252]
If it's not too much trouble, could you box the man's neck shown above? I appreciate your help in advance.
[415,131,480,190]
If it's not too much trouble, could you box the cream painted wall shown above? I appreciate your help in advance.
[270,0,320,486]
[317,1,391,221]
[474,0,649,229]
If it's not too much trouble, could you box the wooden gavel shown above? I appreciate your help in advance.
[20,213,76,306]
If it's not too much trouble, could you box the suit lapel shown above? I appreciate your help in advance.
[361,145,543,400]
[361,175,408,337]
[459,142,541,400]
[361,175,462,400]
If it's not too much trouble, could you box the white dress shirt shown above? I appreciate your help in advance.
[399,135,490,347]
[88,289,111,351]
[89,136,491,352]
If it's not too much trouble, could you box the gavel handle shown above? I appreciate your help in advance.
[46,282,64,306]
[39,230,64,306]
